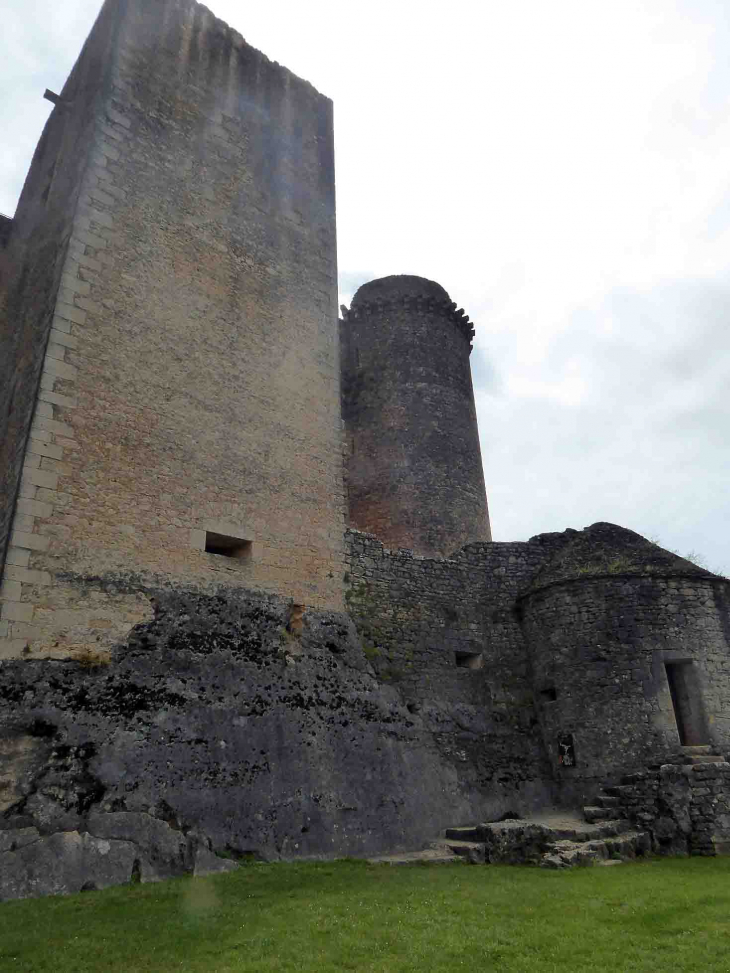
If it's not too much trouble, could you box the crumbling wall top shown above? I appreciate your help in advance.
[523,521,721,596]
[344,274,474,345]
[351,275,450,306]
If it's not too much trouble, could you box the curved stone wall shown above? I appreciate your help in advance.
[521,574,730,801]
[341,275,490,558]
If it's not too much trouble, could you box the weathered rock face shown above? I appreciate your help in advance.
[0,821,239,901]
[0,582,518,899]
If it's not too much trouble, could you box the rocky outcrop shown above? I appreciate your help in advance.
[0,816,238,901]
[0,581,515,900]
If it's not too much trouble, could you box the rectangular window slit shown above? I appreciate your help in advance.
[540,686,557,702]
[455,651,483,670]
[204,531,252,560]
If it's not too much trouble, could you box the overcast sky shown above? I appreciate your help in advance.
[2,0,729,572]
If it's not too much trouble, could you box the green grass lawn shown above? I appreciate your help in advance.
[1,857,730,972]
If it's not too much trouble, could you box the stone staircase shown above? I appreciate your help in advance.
[369,750,730,869]
[368,809,651,869]
[680,745,728,766]
[582,790,628,824]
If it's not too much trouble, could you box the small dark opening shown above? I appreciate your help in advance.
[287,604,305,636]
[665,661,708,746]
[204,531,252,560]
[557,733,576,767]
[540,686,558,702]
[455,651,483,670]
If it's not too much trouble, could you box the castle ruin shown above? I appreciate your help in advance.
[1,0,729,899]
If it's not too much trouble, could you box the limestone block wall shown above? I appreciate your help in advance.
[521,575,730,798]
[0,0,345,662]
[0,3,119,598]
[344,529,568,816]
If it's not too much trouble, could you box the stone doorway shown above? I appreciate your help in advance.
[665,661,708,746]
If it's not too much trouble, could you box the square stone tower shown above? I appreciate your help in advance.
[0,0,345,661]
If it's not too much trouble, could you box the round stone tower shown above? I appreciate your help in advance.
[519,522,730,802]
[340,275,491,557]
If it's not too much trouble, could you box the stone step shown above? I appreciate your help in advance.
[685,755,727,765]
[463,814,631,864]
[606,831,652,859]
[682,745,712,753]
[368,845,461,866]
[595,795,621,808]
[444,826,481,842]
[433,811,650,870]
[541,830,651,869]
[583,805,621,822]
[593,819,632,837]
[542,839,606,869]
[440,839,485,864]
[541,852,591,869]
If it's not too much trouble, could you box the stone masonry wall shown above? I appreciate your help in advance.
[0,0,345,662]
[344,529,569,818]
[341,277,490,559]
[0,215,11,248]
[601,763,730,857]
[521,576,730,803]
[0,3,119,609]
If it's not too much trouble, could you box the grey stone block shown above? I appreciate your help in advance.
[193,847,240,877]
[87,811,189,877]
[0,831,138,901]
